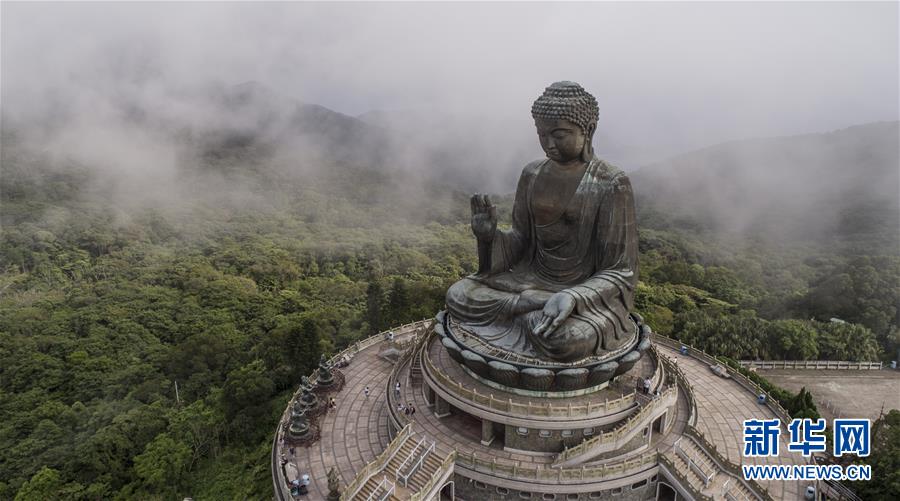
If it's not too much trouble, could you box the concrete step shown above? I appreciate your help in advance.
[681,439,716,467]
[408,476,427,492]
[420,461,440,478]
[385,440,416,474]
[724,482,757,501]
[677,439,718,481]
[671,452,707,491]
[357,481,375,500]
[424,454,441,468]
[406,452,450,496]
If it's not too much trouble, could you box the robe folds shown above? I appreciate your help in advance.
[446,156,639,362]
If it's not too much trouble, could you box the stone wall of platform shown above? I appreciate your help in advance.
[452,472,660,500]
[503,424,604,452]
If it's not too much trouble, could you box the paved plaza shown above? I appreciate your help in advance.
[655,344,807,500]
[282,343,394,499]
[280,335,812,500]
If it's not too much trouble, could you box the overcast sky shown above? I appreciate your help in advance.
[2,1,897,167]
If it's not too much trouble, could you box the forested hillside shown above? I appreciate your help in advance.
[1,108,897,499]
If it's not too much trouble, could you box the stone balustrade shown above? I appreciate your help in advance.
[423,341,638,419]
[652,335,792,426]
[409,451,457,501]
[739,360,882,370]
[654,345,698,427]
[339,424,414,500]
[554,384,677,465]
[682,427,773,501]
[387,330,431,431]
[272,320,432,501]
[456,450,658,484]
[658,452,715,501]
[653,335,795,501]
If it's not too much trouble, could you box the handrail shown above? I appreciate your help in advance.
[386,329,431,431]
[340,424,413,500]
[648,345,666,394]
[652,334,792,427]
[271,421,289,501]
[655,347,697,427]
[674,438,715,487]
[554,384,677,465]
[455,449,658,483]
[275,320,432,500]
[423,336,639,420]
[395,437,425,484]
[653,335,778,501]
[682,427,773,501]
[409,451,457,501]
[738,359,882,370]
[400,442,434,487]
[658,452,715,501]
[365,477,394,501]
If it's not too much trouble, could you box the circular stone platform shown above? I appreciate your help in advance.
[274,321,806,501]
[435,310,653,393]
[423,330,661,425]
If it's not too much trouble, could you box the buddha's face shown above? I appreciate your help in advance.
[534,117,590,163]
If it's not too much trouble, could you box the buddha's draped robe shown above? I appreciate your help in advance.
[446,157,638,362]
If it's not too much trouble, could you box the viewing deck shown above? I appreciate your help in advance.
[275,323,810,500]
[273,323,427,500]
[655,341,807,500]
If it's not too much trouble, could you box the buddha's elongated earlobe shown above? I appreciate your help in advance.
[581,123,596,162]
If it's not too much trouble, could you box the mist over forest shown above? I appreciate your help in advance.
[1,2,898,500]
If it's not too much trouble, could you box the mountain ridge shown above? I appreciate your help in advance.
[630,121,899,245]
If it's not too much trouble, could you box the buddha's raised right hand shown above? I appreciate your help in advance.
[470,193,497,242]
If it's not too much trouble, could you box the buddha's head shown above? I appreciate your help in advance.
[531,81,599,163]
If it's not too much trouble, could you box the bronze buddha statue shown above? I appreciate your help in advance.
[445,81,639,363]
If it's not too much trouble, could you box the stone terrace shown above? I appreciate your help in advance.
[276,327,811,500]
[426,336,657,416]
[394,339,685,470]
[656,343,807,500]
[277,338,395,499]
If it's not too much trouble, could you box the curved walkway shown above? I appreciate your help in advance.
[283,340,394,499]
[655,343,806,500]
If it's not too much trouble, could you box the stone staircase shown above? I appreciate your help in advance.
[664,436,764,501]
[354,475,398,501]
[673,437,717,490]
[385,434,442,492]
[349,431,445,501]
[722,478,758,501]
